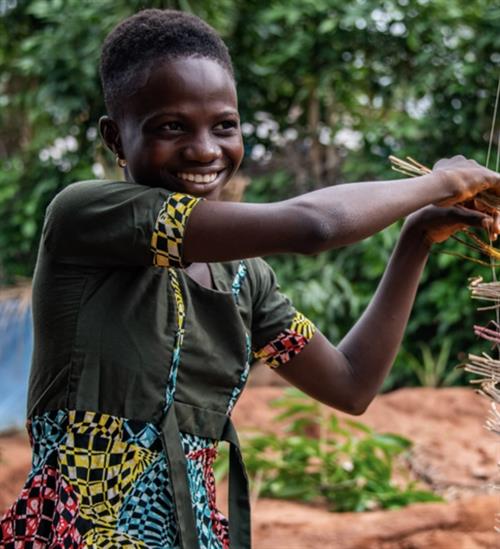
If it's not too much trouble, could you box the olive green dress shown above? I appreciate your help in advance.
[0,180,315,549]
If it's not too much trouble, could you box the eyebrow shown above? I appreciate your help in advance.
[143,109,240,125]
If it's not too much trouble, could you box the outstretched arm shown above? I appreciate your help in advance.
[183,157,500,263]
[274,205,496,414]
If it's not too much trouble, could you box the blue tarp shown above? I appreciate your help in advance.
[0,298,33,432]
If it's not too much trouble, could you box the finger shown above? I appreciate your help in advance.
[479,212,500,241]
[474,164,500,192]
[433,155,471,170]
[445,206,492,229]
[481,216,493,233]
[494,213,500,234]
[456,204,498,228]
[479,215,499,241]
[491,213,500,241]
[432,158,449,170]
[473,198,497,215]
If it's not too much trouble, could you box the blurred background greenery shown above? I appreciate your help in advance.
[1,0,499,390]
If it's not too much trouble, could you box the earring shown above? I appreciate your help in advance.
[116,156,127,168]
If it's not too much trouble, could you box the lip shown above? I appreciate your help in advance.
[176,167,227,175]
[168,169,228,196]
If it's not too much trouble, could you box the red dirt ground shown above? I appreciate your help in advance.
[1,384,499,548]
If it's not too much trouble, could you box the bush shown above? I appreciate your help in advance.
[215,389,441,511]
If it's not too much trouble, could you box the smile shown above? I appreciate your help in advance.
[176,172,220,183]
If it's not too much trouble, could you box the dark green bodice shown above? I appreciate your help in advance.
[23,180,315,548]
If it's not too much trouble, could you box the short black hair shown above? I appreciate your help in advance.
[100,9,234,118]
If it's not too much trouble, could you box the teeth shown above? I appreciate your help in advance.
[177,172,219,183]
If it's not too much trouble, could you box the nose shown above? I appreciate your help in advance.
[183,131,222,163]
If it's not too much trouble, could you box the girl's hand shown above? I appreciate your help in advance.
[431,155,500,207]
[404,205,500,247]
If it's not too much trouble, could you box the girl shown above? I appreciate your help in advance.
[2,8,500,549]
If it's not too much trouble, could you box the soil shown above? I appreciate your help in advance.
[1,379,499,548]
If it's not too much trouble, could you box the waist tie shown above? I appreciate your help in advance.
[159,401,251,549]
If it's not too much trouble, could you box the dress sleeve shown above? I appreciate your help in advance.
[249,258,316,368]
[42,180,202,268]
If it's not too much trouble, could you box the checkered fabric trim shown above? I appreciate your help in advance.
[0,464,86,548]
[254,311,316,368]
[117,454,177,547]
[184,433,228,549]
[290,311,316,340]
[83,526,147,548]
[122,420,161,451]
[165,268,186,409]
[67,410,122,438]
[52,476,87,546]
[231,261,248,304]
[226,333,251,415]
[30,409,68,473]
[1,409,230,547]
[181,432,215,454]
[59,414,156,527]
[151,193,202,268]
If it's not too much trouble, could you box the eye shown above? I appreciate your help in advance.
[214,120,239,132]
[159,121,184,132]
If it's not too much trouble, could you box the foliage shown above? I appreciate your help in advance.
[1,0,499,386]
[232,0,499,181]
[398,337,463,388]
[215,389,441,511]
[234,0,500,388]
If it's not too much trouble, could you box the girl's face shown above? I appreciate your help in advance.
[103,56,244,200]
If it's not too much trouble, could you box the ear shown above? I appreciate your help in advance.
[99,116,124,158]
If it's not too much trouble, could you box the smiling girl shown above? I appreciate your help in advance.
[1,8,500,549]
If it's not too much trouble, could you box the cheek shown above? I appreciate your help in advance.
[228,136,244,167]
[135,140,176,165]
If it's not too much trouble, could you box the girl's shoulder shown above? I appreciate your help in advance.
[49,179,142,204]
[46,180,136,218]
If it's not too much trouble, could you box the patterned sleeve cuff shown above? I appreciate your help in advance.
[253,311,316,368]
[150,193,203,268]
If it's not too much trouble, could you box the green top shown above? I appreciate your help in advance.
[22,179,316,549]
[28,180,313,420]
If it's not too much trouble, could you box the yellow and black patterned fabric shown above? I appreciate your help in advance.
[254,311,316,368]
[151,193,202,268]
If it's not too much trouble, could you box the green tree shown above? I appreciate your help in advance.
[228,0,500,386]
